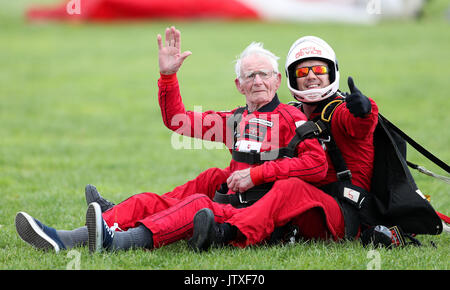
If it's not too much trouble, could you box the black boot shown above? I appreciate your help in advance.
[360,225,422,248]
[85,184,115,213]
[188,208,236,252]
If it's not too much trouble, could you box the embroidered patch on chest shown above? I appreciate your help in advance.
[244,123,268,142]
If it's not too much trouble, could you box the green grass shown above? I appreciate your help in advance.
[0,0,449,270]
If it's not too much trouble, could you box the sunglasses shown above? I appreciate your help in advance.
[295,65,329,78]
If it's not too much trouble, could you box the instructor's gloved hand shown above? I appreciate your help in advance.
[345,77,372,118]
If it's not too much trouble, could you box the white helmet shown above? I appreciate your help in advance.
[285,36,339,103]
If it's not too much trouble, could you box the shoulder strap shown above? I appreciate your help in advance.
[316,99,352,182]
[320,99,344,122]
[283,120,326,158]
[230,100,350,166]
[226,106,246,149]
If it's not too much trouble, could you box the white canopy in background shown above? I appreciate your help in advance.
[238,0,426,24]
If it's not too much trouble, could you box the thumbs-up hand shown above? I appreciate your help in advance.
[345,77,372,118]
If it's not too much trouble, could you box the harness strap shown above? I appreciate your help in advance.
[231,119,325,164]
[316,99,352,182]
[213,182,274,208]
[284,120,327,156]
[229,98,348,170]
[232,149,287,165]
[227,106,246,148]
[317,98,365,239]
[213,191,265,208]
[323,126,352,182]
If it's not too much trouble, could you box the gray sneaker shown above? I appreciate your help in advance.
[85,184,115,213]
[86,202,114,253]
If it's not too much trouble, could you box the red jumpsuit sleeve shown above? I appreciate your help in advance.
[158,73,233,147]
[333,98,379,139]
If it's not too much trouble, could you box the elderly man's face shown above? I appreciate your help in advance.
[295,59,330,91]
[235,54,281,110]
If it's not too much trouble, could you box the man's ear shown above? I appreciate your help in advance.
[274,72,282,91]
[276,72,282,87]
[235,78,244,94]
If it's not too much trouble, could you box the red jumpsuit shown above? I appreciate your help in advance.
[102,73,328,247]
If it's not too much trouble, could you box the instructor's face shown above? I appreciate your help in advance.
[235,54,281,110]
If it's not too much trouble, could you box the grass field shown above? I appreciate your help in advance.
[0,0,449,270]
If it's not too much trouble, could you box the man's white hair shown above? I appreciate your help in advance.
[235,42,280,79]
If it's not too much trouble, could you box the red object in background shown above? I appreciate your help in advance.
[26,0,260,22]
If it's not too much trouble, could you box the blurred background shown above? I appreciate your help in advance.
[5,0,450,23]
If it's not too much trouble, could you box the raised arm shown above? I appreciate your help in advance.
[157,26,192,75]
[157,27,233,146]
